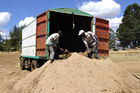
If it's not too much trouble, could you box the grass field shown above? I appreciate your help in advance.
[0,51,20,56]
[109,49,140,63]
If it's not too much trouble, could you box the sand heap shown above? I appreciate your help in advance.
[13,53,140,93]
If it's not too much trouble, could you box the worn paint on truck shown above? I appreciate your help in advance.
[95,17,109,56]
[36,12,47,56]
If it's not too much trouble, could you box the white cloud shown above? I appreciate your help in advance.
[107,16,123,31]
[0,32,6,36]
[0,12,11,26]
[0,28,7,36]
[18,17,35,27]
[0,28,10,39]
[78,0,121,18]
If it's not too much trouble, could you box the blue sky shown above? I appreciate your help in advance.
[0,0,139,38]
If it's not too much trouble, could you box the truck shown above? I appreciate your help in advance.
[20,8,109,71]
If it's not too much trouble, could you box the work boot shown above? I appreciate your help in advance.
[88,53,92,59]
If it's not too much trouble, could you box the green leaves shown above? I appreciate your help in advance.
[109,28,116,49]
[0,25,25,51]
[117,3,140,48]
[10,25,25,51]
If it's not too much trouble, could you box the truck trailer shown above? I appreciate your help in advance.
[20,8,109,70]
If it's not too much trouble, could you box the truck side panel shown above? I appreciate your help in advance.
[22,46,36,57]
[21,20,36,57]
[22,35,36,47]
[22,20,36,39]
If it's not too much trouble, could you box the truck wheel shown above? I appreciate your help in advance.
[20,58,25,70]
[31,60,39,71]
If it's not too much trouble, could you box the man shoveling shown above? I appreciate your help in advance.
[78,30,99,59]
[46,31,63,63]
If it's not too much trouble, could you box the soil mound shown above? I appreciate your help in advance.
[13,53,140,93]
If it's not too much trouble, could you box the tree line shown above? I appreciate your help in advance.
[0,25,25,51]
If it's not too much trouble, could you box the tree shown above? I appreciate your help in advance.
[2,39,11,51]
[117,3,140,48]
[0,34,3,50]
[109,28,116,49]
[10,25,25,51]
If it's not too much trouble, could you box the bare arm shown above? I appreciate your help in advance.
[82,38,90,53]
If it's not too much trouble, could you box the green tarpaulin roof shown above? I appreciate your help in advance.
[49,8,93,17]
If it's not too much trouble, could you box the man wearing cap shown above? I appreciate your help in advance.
[46,31,63,63]
[78,30,99,59]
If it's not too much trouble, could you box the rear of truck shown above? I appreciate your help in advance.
[20,8,94,71]
[20,8,109,71]
[20,17,48,71]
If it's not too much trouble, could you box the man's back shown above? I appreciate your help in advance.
[83,31,98,46]
[46,33,59,45]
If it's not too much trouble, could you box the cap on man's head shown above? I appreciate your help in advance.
[78,30,84,36]
[58,30,62,36]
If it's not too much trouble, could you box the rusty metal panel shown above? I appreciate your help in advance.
[95,26,109,39]
[95,17,109,56]
[98,50,109,56]
[36,21,47,36]
[97,38,109,50]
[36,49,46,56]
[36,12,47,56]
[36,35,46,49]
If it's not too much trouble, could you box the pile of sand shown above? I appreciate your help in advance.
[13,53,140,93]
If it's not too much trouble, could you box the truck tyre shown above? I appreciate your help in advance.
[31,60,39,71]
[20,58,25,70]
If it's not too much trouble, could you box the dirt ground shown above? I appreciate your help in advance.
[117,62,140,75]
[0,53,29,93]
[0,52,140,93]
[13,53,140,93]
[109,50,140,77]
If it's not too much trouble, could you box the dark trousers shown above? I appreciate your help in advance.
[88,44,98,59]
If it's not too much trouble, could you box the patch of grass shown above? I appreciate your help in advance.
[109,51,140,63]
[136,73,140,77]
[99,56,108,59]
[134,73,140,79]
[0,52,20,56]
[132,74,140,80]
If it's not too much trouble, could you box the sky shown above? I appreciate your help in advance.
[0,0,139,38]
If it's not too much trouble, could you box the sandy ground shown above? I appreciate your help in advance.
[0,53,29,93]
[13,53,140,93]
[117,62,140,74]
[0,52,140,93]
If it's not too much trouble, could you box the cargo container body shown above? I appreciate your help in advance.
[20,8,109,70]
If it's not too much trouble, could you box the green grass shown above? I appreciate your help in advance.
[134,73,140,79]
[137,73,140,76]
